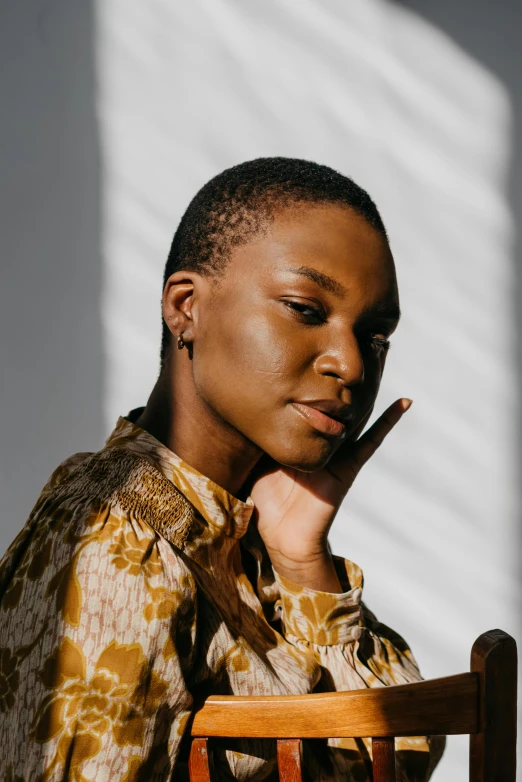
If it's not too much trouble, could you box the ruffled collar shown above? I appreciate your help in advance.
[104,408,255,540]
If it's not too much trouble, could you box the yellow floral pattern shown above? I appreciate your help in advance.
[109,529,163,579]
[31,637,168,781]
[0,410,444,781]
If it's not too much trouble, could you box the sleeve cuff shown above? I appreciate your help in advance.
[272,556,365,646]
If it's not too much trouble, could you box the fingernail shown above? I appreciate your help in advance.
[402,398,413,411]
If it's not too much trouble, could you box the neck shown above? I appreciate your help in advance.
[136,355,262,499]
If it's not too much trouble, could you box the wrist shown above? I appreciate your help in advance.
[266,547,343,594]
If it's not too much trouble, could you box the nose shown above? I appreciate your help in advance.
[314,331,365,387]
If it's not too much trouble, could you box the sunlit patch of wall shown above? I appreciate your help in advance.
[95,1,519,778]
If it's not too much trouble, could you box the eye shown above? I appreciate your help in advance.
[283,300,325,323]
[368,334,391,353]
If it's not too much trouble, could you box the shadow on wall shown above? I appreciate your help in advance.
[394,1,522,776]
[398,0,522,589]
[0,0,103,553]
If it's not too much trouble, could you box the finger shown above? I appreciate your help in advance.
[348,406,374,443]
[352,398,412,471]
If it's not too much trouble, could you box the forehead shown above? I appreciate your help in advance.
[228,203,398,305]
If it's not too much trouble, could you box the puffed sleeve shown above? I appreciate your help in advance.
[272,556,445,781]
[0,454,198,782]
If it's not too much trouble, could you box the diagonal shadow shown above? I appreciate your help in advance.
[395,0,521,623]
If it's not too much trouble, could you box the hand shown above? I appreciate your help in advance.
[248,398,412,591]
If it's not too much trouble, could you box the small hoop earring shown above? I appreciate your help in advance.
[177,333,185,350]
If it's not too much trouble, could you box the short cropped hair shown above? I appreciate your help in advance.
[161,157,387,363]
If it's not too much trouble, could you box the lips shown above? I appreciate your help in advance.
[291,402,348,438]
[296,400,354,424]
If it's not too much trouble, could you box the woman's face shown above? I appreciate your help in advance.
[190,204,400,471]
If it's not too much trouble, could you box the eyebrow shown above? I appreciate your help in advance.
[286,265,348,297]
[286,264,401,322]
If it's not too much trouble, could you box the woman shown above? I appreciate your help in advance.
[0,158,444,780]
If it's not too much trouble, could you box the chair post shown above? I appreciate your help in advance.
[189,737,213,782]
[373,737,397,782]
[277,739,303,782]
[469,629,517,782]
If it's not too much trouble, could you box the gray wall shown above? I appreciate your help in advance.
[0,0,104,548]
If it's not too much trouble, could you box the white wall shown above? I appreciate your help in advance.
[96,2,520,778]
[2,1,520,779]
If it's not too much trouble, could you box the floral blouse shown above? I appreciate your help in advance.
[0,411,444,781]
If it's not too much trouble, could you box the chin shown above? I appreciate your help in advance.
[267,436,336,472]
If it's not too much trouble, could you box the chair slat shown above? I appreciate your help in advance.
[189,737,212,782]
[373,737,396,782]
[277,739,303,782]
[192,673,478,738]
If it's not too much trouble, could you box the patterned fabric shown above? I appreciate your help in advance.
[0,411,444,781]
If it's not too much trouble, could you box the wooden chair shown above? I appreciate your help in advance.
[188,629,517,781]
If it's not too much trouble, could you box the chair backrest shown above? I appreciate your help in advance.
[188,629,517,782]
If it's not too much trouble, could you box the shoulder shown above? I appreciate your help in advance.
[52,446,195,549]
[19,445,196,557]
[1,446,198,627]
[0,454,199,779]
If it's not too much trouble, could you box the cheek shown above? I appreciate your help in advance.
[362,355,385,405]
[231,314,292,375]
[193,307,306,421]
[357,352,385,406]
[368,352,386,386]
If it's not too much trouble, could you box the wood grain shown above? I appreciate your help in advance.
[186,632,517,782]
[373,737,396,782]
[189,737,212,782]
[277,739,303,782]
[191,673,478,738]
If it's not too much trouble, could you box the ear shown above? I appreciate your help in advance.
[162,271,200,344]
